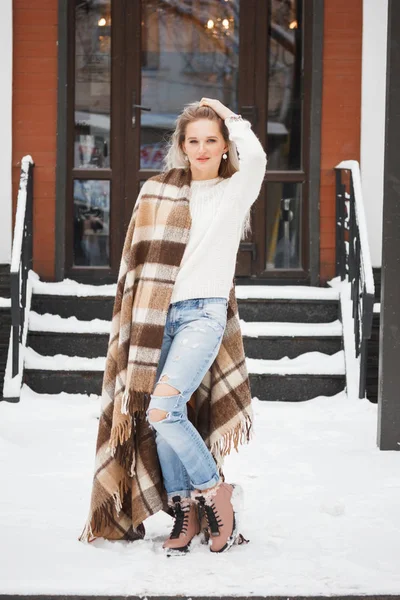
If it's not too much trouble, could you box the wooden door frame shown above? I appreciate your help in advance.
[55,0,323,285]
[239,0,323,286]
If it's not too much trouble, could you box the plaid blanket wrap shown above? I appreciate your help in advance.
[79,167,254,543]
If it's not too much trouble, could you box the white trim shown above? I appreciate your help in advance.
[0,0,13,264]
[360,0,388,267]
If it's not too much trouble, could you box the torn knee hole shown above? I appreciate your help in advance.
[153,375,181,397]
[148,408,169,423]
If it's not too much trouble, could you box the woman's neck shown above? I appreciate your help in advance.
[190,170,220,181]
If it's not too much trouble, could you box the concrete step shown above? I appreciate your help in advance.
[27,320,343,360]
[31,293,340,324]
[23,368,346,401]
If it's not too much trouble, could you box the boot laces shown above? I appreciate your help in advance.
[170,497,190,539]
[196,496,223,536]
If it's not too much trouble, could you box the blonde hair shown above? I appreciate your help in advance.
[162,101,252,240]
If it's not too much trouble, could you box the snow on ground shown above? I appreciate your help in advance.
[1,386,399,595]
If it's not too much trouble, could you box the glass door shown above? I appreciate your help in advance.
[66,0,312,282]
[251,0,310,280]
[67,0,126,279]
[124,0,258,273]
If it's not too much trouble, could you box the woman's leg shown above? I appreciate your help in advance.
[146,298,228,502]
[153,306,192,499]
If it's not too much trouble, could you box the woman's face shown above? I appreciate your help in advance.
[182,119,228,178]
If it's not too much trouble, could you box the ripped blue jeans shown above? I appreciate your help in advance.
[146,297,228,502]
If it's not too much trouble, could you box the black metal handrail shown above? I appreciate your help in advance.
[335,160,375,399]
[6,156,34,401]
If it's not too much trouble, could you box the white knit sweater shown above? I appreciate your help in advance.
[169,117,267,304]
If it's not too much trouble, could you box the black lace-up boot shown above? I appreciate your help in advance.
[162,495,200,556]
[193,483,243,553]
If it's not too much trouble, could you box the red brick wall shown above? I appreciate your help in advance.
[12,0,58,280]
[319,0,363,282]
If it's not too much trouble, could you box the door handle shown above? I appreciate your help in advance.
[132,91,151,127]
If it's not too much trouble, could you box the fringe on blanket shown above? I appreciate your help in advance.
[211,415,254,468]
[78,474,144,544]
[108,389,152,455]
[121,388,151,416]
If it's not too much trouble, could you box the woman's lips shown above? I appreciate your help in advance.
[197,158,209,162]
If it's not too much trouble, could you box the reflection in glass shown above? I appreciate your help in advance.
[140,0,240,170]
[267,0,303,170]
[74,0,111,169]
[73,179,110,266]
[266,182,302,269]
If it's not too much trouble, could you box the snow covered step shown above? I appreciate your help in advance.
[237,297,339,323]
[235,285,339,300]
[28,311,111,333]
[247,351,345,375]
[241,320,343,359]
[23,369,346,400]
[23,368,104,396]
[27,313,343,360]
[30,282,339,323]
[27,311,110,358]
[31,292,339,323]
[27,330,109,358]
[31,293,114,321]
[250,373,345,401]
[24,347,105,371]
[0,297,11,307]
[22,348,105,395]
[32,277,117,297]
[241,320,342,336]
[23,347,346,401]
[247,351,346,401]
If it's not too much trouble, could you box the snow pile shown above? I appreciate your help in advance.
[247,350,345,375]
[29,311,111,334]
[235,285,339,300]
[32,278,117,297]
[240,319,342,337]
[0,386,399,595]
[24,347,106,371]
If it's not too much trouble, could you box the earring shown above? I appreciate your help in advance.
[184,154,189,162]
[222,153,227,160]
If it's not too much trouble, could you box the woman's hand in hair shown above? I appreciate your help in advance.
[199,98,236,121]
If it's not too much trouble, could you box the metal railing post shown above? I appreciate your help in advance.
[334,160,375,399]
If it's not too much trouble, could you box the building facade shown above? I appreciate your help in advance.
[2,0,386,286]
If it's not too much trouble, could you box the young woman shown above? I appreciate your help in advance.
[145,97,267,555]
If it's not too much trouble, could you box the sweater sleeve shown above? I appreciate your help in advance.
[223,116,267,215]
